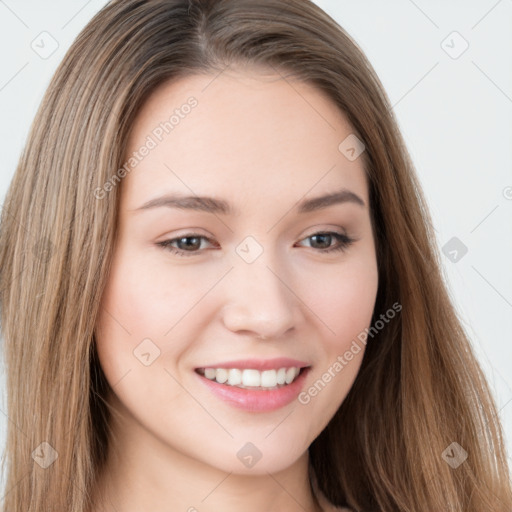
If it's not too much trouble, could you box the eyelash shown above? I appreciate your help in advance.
[156,231,355,257]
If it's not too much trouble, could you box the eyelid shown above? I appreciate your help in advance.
[156,227,356,257]
[301,225,347,237]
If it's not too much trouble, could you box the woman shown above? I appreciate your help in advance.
[0,1,510,511]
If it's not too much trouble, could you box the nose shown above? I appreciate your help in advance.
[221,256,300,340]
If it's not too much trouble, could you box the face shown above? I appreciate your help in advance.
[94,68,379,475]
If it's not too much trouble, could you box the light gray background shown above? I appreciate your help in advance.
[0,0,511,495]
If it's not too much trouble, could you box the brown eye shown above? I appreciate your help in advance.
[157,234,215,257]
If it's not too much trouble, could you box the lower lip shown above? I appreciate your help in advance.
[195,367,310,412]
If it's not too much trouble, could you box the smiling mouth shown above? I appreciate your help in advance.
[195,366,308,390]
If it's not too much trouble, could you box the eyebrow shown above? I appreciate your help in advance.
[132,188,365,215]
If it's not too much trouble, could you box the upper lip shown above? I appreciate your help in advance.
[195,357,311,371]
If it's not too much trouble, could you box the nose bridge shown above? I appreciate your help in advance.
[222,245,298,338]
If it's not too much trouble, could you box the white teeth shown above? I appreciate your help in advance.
[204,368,216,379]
[200,366,302,389]
[285,367,296,384]
[260,370,277,387]
[227,368,242,386]
[242,369,261,387]
[215,368,228,384]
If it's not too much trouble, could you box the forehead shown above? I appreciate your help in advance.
[121,69,369,212]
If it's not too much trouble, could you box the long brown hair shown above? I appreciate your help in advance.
[1,1,510,510]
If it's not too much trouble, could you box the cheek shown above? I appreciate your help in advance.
[294,254,378,424]
[94,252,163,378]
[94,260,190,420]
[96,250,191,344]
[302,254,379,348]
[94,247,212,392]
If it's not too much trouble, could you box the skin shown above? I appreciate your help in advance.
[92,67,379,512]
